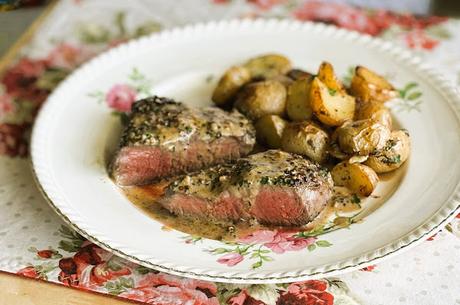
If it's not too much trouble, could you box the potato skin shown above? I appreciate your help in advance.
[234,80,287,120]
[371,109,392,130]
[332,161,379,196]
[281,121,329,163]
[336,119,391,156]
[287,69,313,81]
[317,61,345,92]
[310,77,356,126]
[211,58,412,201]
[255,115,287,149]
[212,66,251,106]
[286,78,313,121]
[350,66,398,103]
[244,54,292,79]
[365,130,411,173]
[269,74,294,88]
[355,100,392,129]
[328,142,349,160]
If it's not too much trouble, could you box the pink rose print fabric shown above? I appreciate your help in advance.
[2,1,460,305]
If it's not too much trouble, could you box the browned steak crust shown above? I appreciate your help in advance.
[160,150,333,226]
[111,96,256,186]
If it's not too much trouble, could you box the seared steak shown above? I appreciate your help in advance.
[111,97,256,186]
[160,150,333,226]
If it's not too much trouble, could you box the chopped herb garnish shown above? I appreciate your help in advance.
[351,194,361,204]
[328,88,337,96]
[383,139,397,151]
[383,154,401,164]
[351,194,361,208]
[260,176,270,185]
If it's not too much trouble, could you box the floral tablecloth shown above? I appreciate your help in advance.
[1,1,460,304]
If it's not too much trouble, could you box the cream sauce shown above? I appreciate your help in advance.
[123,183,267,241]
[121,184,362,242]
[123,99,254,151]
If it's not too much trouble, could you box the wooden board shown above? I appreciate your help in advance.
[0,271,140,305]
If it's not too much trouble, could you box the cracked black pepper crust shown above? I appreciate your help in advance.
[119,96,256,150]
[170,150,333,199]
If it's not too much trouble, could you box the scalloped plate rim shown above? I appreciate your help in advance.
[30,19,460,284]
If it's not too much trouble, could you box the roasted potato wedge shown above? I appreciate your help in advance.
[287,69,313,81]
[355,100,392,129]
[336,119,391,155]
[371,109,392,130]
[365,130,411,173]
[269,74,294,87]
[317,61,345,93]
[281,121,329,163]
[212,66,251,106]
[244,54,292,79]
[328,129,349,160]
[310,77,356,126]
[234,80,287,120]
[328,142,349,160]
[350,66,398,103]
[348,155,369,164]
[332,162,379,196]
[286,78,313,121]
[255,115,287,149]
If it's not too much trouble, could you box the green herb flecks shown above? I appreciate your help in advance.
[351,194,362,208]
[260,176,270,185]
[383,139,397,151]
[383,154,401,165]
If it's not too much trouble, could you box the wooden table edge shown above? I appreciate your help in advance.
[0,0,60,75]
[0,270,143,305]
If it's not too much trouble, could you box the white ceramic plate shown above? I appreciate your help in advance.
[31,19,460,284]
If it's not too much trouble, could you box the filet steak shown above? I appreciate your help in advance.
[111,96,256,186]
[160,150,333,226]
